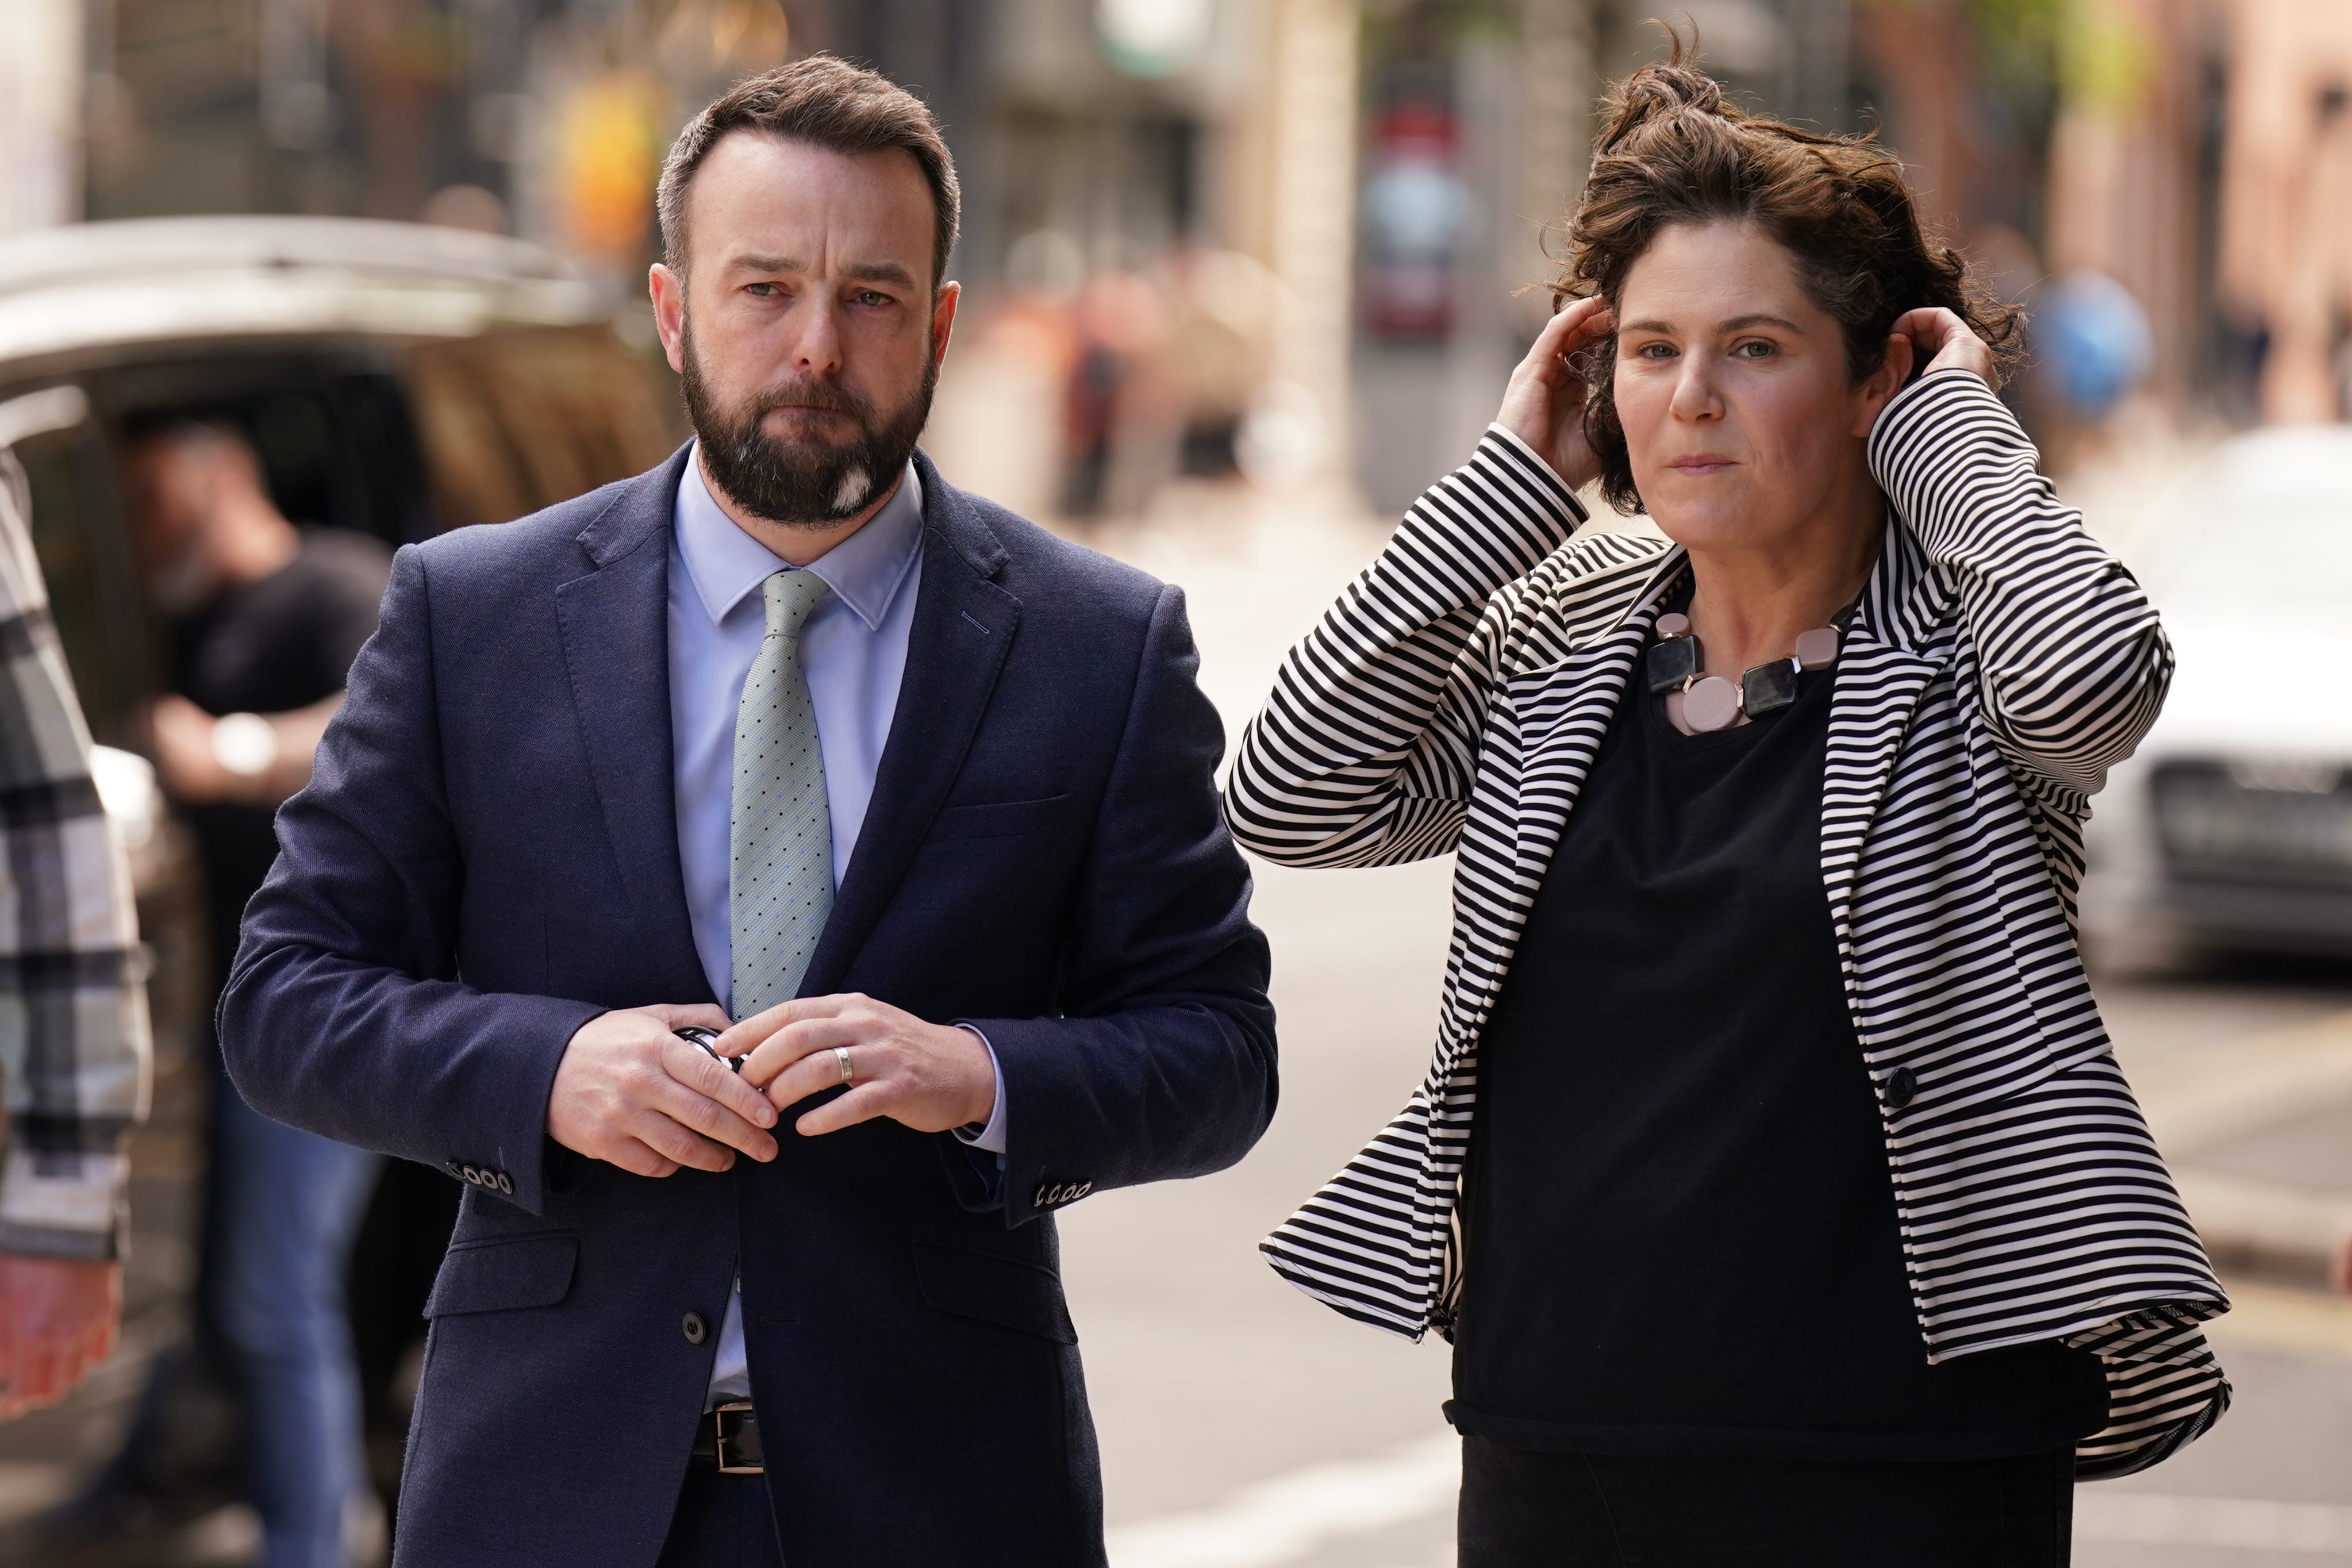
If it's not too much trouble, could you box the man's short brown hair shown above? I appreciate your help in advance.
[656,55,960,291]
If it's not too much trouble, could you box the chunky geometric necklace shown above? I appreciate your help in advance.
[1645,610,1843,733]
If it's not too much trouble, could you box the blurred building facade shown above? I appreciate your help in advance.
[1957,0,2352,433]
[33,0,2352,517]
[0,0,83,235]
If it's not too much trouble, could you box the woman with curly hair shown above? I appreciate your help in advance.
[1227,51,2228,1566]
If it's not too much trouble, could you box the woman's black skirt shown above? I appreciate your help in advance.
[1458,1437,2073,1567]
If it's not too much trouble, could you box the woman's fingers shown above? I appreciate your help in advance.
[1890,307,1994,387]
[1536,294,1609,358]
[1523,297,1613,391]
[1889,306,1954,353]
[1497,298,1615,489]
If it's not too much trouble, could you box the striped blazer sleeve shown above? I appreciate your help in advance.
[1225,428,1587,868]
[0,470,151,1262]
[1869,368,2172,800]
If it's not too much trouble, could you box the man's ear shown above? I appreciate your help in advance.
[650,262,689,375]
[931,280,962,371]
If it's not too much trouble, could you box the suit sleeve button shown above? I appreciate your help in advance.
[682,1312,708,1346]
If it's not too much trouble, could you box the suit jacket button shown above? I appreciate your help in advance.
[461,1166,482,1185]
[444,1160,463,1178]
[682,1312,708,1346]
[1885,1066,1917,1111]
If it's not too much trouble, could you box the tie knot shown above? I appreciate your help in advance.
[760,570,829,639]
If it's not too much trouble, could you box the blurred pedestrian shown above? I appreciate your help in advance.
[219,55,1273,1568]
[126,421,391,1568]
[1228,55,2227,1567]
[0,466,150,1419]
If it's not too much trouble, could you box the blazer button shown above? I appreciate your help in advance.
[1885,1066,1918,1111]
[682,1312,708,1346]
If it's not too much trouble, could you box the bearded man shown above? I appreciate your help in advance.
[217,57,1275,1568]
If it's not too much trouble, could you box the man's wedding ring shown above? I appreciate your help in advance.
[835,1046,854,1086]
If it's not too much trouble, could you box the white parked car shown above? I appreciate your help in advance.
[2081,424,2352,963]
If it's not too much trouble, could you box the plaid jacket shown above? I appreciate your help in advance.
[0,464,149,1261]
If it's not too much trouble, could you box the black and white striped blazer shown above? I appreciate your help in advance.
[1225,369,2227,1478]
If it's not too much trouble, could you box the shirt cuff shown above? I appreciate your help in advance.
[951,1023,1008,1155]
[0,1148,126,1260]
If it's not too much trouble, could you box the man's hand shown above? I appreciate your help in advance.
[0,1256,120,1420]
[721,995,996,1139]
[547,1004,779,1178]
[1888,306,1997,390]
[1494,295,1615,493]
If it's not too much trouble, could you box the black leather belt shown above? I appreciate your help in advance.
[689,1401,764,1474]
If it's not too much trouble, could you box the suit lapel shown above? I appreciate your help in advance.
[554,447,712,1002]
[800,455,1019,996]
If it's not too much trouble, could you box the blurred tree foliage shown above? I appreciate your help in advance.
[1953,0,2067,119]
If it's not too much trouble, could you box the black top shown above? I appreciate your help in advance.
[1448,619,2108,1461]
[169,528,391,987]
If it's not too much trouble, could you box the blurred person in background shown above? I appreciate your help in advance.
[1228,55,2227,1566]
[0,468,151,1420]
[126,422,391,1568]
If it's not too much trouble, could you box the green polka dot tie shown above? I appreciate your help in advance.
[729,570,835,1018]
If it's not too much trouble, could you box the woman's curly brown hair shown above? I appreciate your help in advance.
[1553,39,2024,513]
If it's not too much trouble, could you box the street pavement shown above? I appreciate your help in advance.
[1070,483,2352,1567]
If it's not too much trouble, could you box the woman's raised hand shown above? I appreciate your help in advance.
[1495,296,1614,493]
[1888,307,1996,390]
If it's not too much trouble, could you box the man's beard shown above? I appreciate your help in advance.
[679,318,936,527]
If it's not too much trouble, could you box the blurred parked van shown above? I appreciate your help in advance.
[0,216,680,1558]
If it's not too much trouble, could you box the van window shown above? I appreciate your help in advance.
[405,326,682,529]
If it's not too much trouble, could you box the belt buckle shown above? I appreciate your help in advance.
[713,1401,762,1475]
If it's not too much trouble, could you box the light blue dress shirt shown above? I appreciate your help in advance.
[668,446,1006,1406]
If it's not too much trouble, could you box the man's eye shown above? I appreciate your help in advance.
[1735,340,1775,358]
[745,282,780,298]
[853,290,892,308]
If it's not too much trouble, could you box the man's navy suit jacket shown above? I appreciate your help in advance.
[218,447,1277,1567]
